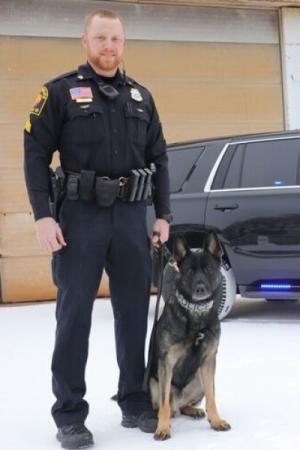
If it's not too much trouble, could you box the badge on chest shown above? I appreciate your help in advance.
[130,88,143,102]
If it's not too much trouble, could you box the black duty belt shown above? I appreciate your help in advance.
[52,166,155,208]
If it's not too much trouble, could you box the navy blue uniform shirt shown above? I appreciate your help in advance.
[24,63,170,220]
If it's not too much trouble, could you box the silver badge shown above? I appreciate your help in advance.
[130,88,143,102]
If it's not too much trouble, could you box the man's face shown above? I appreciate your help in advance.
[81,16,126,74]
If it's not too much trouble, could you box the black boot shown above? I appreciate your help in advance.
[120,394,157,433]
[121,410,158,433]
[56,424,94,449]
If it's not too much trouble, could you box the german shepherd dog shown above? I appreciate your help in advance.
[149,233,231,440]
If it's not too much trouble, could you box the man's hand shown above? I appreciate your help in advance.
[35,217,67,253]
[151,218,169,246]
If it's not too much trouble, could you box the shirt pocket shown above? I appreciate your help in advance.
[64,104,105,144]
[124,102,151,146]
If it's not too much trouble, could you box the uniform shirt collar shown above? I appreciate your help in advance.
[77,63,126,87]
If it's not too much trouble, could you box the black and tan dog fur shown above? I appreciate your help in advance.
[149,234,231,440]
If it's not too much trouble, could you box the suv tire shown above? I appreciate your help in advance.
[218,264,236,320]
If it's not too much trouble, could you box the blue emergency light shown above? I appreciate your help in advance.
[260,283,292,290]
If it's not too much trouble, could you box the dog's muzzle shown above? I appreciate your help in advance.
[193,282,211,302]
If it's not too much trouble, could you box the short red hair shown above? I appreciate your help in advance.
[84,10,123,32]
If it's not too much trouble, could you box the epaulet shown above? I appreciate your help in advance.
[48,70,78,84]
[125,76,149,93]
[125,76,139,87]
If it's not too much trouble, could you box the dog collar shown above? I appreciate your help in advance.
[176,291,213,316]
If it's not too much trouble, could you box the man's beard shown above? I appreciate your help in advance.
[89,53,122,73]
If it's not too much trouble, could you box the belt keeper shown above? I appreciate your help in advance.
[67,175,79,200]
[118,177,127,198]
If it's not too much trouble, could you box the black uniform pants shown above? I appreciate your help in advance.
[51,197,152,427]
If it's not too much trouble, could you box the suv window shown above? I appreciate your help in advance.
[168,145,205,193]
[212,138,300,189]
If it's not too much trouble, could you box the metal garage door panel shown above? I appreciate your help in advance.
[0,37,283,168]
[0,5,284,301]
[127,41,284,142]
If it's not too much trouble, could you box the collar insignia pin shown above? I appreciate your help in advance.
[130,88,143,102]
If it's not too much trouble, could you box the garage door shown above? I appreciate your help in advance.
[0,4,283,302]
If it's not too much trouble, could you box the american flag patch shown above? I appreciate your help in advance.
[69,87,93,100]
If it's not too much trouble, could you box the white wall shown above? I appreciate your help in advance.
[280,8,300,130]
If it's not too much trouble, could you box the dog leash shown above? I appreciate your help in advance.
[142,237,178,392]
[143,242,165,392]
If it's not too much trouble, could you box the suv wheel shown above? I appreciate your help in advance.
[218,264,236,320]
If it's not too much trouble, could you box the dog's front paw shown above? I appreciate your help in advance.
[154,427,171,440]
[210,418,231,431]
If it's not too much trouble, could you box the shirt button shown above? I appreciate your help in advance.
[111,108,116,113]
[113,129,117,134]
[114,150,118,155]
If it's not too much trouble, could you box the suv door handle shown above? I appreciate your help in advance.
[214,203,239,212]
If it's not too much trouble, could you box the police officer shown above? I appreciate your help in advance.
[24,9,171,450]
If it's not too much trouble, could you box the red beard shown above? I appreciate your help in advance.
[89,53,121,73]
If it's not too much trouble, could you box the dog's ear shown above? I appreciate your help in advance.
[173,235,190,263]
[205,232,223,260]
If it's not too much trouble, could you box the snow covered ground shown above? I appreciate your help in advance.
[1,296,300,450]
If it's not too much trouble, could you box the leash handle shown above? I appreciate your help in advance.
[152,230,161,250]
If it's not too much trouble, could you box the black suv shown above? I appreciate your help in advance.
[148,130,300,319]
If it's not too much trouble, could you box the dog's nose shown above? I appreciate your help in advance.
[195,284,206,296]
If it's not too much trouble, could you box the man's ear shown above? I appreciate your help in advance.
[81,33,87,49]
[173,235,190,263]
[205,232,223,261]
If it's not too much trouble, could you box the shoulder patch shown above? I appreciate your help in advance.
[24,118,32,133]
[31,86,48,116]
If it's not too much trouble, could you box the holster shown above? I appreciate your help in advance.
[49,170,57,219]
[49,168,65,221]
[95,178,120,207]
